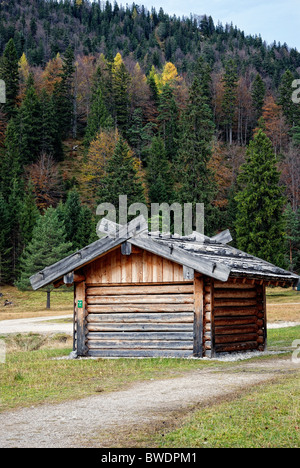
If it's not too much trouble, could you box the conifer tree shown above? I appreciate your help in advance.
[235,129,286,266]
[40,88,62,159]
[0,39,19,119]
[147,136,173,204]
[16,207,73,290]
[54,46,75,139]
[222,59,238,145]
[158,83,179,162]
[19,180,39,247]
[18,75,42,164]
[278,70,300,127]
[175,74,217,234]
[251,74,266,122]
[63,188,83,251]
[84,82,111,148]
[97,136,146,217]
[112,53,130,137]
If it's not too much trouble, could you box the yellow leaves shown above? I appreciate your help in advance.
[79,129,119,204]
[19,53,30,82]
[113,53,124,73]
[149,62,180,93]
[42,54,63,94]
[162,62,178,85]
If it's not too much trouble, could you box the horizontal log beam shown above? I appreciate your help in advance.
[87,323,193,332]
[86,294,194,305]
[88,349,192,358]
[86,284,194,296]
[87,312,194,323]
[87,304,194,313]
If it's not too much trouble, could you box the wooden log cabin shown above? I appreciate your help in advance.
[30,216,299,358]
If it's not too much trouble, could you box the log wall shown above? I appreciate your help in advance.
[204,278,266,357]
[84,282,194,357]
[73,246,267,358]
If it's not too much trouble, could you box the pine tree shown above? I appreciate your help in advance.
[63,188,83,251]
[40,88,62,159]
[84,81,111,148]
[278,70,300,127]
[112,53,130,137]
[18,75,42,164]
[158,83,179,162]
[175,75,217,234]
[222,59,238,145]
[19,181,39,248]
[235,129,286,266]
[16,207,73,290]
[54,46,75,139]
[147,136,173,204]
[0,39,19,119]
[97,136,146,218]
[251,74,266,122]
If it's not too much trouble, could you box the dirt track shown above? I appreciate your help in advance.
[0,357,298,448]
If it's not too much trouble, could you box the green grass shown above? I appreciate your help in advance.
[0,346,226,412]
[155,374,300,448]
[267,325,300,351]
[1,326,299,415]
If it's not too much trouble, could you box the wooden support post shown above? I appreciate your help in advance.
[210,280,216,358]
[263,284,267,350]
[193,274,203,358]
[75,281,87,356]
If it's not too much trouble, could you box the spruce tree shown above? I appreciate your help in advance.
[40,88,62,159]
[175,75,217,234]
[112,54,130,137]
[251,74,266,122]
[158,83,179,162]
[222,59,238,145]
[16,207,73,290]
[54,46,75,139]
[84,84,111,149]
[97,137,146,218]
[278,70,300,127]
[63,188,83,251]
[18,75,42,164]
[235,129,286,266]
[147,136,173,204]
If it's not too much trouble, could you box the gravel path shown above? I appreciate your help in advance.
[0,362,287,448]
[0,315,73,335]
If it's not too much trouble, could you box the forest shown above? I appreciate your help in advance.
[0,0,299,289]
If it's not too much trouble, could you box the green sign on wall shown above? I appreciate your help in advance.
[78,300,83,308]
